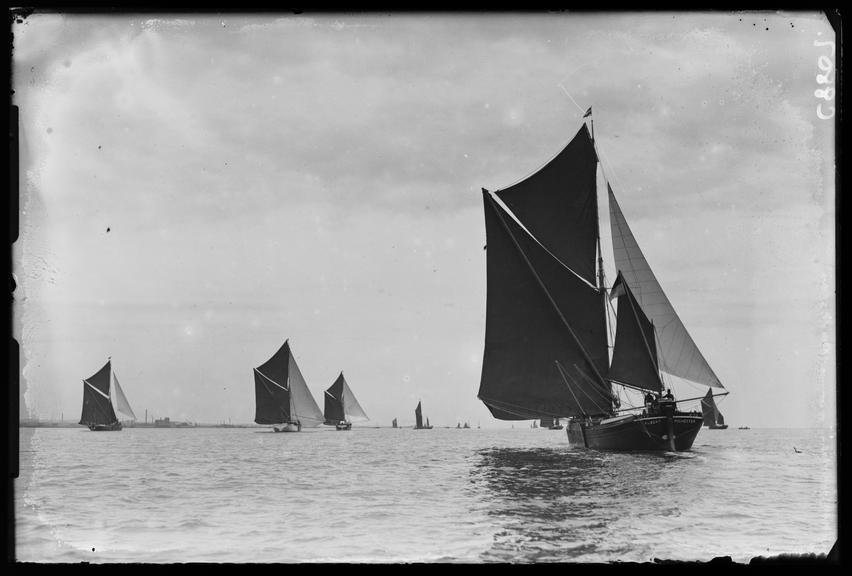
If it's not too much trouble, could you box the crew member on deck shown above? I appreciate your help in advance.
[664,389,674,401]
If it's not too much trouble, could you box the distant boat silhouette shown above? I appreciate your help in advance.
[323,371,369,431]
[701,389,728,429]
[738,426,750,430]
[253,340,324,433]
[463,421,470,429]
[392,418,398,428]
[79,358,136,431]
[793,447,802,453]
[414,401,433,429]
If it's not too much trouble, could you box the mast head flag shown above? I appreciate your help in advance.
[583,106,592,118]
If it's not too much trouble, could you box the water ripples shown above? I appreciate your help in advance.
[15,426,836,563]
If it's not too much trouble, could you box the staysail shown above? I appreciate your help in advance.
[284,346,325,427]
[324,372,369,424]
[608,272,663,392]
[111,372,137,421]
[478,184,611,420]
[79,360,119,427]
[608,186,723,388]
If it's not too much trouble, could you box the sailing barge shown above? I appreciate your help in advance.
[478,111,727,451]
[253,340,324,432]
[79,358,137,431]
[323,372,369,430]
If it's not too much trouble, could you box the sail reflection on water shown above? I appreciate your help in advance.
[469,447,674,561]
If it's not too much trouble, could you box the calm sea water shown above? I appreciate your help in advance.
[15,426,836,563]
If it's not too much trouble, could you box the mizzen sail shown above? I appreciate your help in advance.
[415,401,423,428]
[608,186,723,388]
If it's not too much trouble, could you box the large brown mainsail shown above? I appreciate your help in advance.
[254,341,292,425]
[478,185,611,420]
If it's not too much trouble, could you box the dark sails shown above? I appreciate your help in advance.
[608,272,663,392]
[254,341,292,425]
[701,388,725,427]
[478,130,611,420]
[415,401,423,429]
[79,359,119,427]
[323,372,369,424]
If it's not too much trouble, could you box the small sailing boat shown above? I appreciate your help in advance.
[738,426,750,430]
[463,421,470,429]
[478,111,727,451]
[253,340,324,433]
[392,418,398,428]
[414,401,433,429]
[701,389,729,429]
[79,358,136,431]
[323,372,369,430]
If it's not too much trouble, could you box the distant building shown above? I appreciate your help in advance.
[154,417,173,428]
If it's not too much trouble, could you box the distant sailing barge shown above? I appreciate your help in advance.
[323,372,369,430]
[79,358,137,431]
[253,340,324,432]
[414,401,433,429]
[478,110,727,451]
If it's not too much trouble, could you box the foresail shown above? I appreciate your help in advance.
[479,191,611,420]
[495,124,599,285]
[341,379,369,422]
[608,186,723,388]
[608,273,663,392]
[112,373,137,421]
[286,349,325,427]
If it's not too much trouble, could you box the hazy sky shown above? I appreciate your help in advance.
[13,12,836,428]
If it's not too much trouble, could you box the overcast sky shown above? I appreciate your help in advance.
[13,12,836,428]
